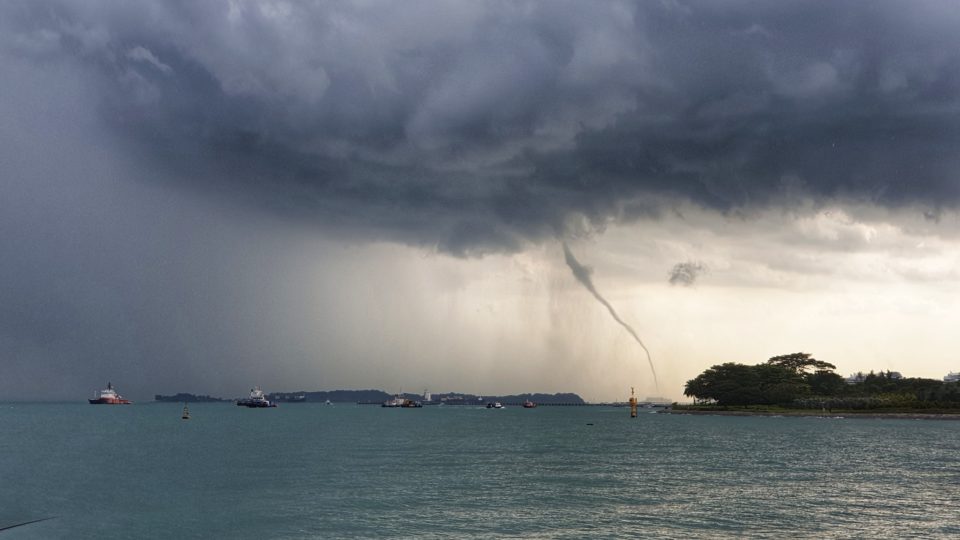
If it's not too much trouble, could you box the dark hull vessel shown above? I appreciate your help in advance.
[382,395,422,408]
[237,400,277,408]
[237,386,277,408]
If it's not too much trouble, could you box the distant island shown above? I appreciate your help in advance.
[155,389,586,405]
[429,392,585,405]
[272,390,587,405]
[155,393,228,403]
[678,352,960,414]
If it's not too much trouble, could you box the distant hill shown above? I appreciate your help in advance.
[155,393,227,403]
[432,392,585,405]
[272,390,586,404]
[155,389,586,404]
[272,389,394,403]
[498,393,585,404]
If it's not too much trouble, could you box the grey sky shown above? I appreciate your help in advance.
[3,1,960,400]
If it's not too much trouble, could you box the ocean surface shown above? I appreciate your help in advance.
[1,403,959,539]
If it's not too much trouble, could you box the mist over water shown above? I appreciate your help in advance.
[562,242,659,391]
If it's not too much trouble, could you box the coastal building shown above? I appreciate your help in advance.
[845,371,903,384]
[845,372,867,385]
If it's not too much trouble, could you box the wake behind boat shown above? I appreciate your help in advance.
[88,382,132,405]
[237,386,277,408]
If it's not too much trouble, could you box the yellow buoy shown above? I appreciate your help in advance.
[629,387,638,418]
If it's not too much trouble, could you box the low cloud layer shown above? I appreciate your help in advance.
[4,1,960,255]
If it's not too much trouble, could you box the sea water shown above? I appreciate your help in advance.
[1,403,959,539]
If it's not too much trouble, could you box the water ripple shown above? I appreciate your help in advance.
[2,405,959,538]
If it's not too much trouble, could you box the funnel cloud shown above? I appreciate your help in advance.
[669,262,707,287]
[562,242,659,390]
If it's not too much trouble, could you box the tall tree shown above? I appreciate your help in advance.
[755,364,809,403]
[767,352,836,374]
[684,362,808,405]
[806,370,846,396]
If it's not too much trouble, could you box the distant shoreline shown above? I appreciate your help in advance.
[661,409,960,420]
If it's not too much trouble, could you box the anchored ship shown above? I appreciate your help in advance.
[237,386,277,408]
[88,382,132,405]
[382,394,422,408]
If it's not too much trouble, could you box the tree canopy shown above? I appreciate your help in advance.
[684,353,960,409]
[766,352,836,374]
[683,362,807,405]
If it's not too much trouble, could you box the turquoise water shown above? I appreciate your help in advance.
[1,404,959,539]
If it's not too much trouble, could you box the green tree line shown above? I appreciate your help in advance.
[683,353,960,409]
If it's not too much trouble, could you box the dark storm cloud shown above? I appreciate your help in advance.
[4,0,960,255]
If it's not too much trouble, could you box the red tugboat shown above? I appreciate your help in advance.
[522,400,537,409]
[88,382,132,404]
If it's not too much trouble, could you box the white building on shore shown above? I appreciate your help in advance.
[845,372,867,384]
[845,371,903,384]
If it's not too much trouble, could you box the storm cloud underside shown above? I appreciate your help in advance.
[4,1,960,254]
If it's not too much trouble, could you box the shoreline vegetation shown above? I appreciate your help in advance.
[681,352,960,418]
[665,405,960,420]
